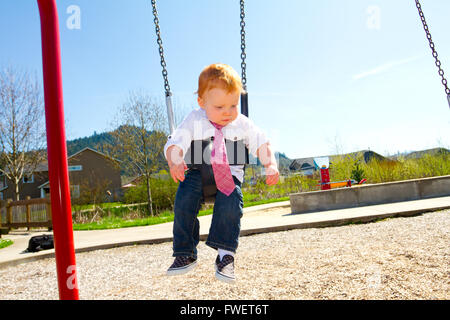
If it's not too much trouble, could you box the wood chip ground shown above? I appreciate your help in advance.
[0,210,448,300]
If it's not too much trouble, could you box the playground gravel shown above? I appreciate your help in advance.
[0,209,448,300]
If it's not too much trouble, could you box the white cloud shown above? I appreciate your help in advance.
[352,55,424,80]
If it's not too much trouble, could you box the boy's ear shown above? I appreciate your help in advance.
[197,96,205,109]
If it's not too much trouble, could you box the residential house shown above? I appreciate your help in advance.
[289,157,316,176]
[0,162,49,200]
[0,147,122,202]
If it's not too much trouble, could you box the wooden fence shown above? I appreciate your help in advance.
[0,197,52,230]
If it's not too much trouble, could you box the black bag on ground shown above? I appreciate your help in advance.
[27,234,54,252]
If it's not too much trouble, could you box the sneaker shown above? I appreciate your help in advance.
[215,254,235,283]
[166,256,197,276]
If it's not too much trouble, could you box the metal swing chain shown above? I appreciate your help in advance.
[240,0,247,91]
[240,0,249,165]
[415,0,450,108]
[151,0,171,97]
[151,0,175,133]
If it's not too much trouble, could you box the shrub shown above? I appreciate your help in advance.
[329,154,358,181]
[351,162,365,182]
[123,177,178,213]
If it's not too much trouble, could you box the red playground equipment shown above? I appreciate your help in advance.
[314,157,366,191]
[37,0,79,300]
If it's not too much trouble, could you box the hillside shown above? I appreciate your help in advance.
[389,147,449,160]
[67,131,115,156]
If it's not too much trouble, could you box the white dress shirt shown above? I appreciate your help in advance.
[164,108,268,182]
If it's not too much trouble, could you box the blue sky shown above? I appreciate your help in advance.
[1,0,449,159]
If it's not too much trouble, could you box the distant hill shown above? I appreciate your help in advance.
[335,150,387,163]
[67,131,115,157]
[389,147,449,160]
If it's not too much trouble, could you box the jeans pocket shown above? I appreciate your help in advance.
[180,170,202,193]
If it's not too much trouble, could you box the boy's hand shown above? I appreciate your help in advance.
[265,164,279,186]
[169,161,188,183]
[256,142,280,186]
[166,145,187,183]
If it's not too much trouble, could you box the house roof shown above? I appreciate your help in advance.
[121,183,136,188]
[69,147,121,164]
[289,157,315,171]
[340,150,386,163]
[1,147,121,175]
[37,181,50,189]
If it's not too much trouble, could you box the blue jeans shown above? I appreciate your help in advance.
[172,169,244,259]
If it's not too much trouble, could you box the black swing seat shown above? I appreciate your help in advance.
[184,137,249,203]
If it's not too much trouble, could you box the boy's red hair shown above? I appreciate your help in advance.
[196,63,243,98]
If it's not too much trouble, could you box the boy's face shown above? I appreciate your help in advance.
[198,87,240,126]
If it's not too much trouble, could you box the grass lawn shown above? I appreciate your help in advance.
[72,202,124,211]
[72,196,289,231]
[0,239,13,249]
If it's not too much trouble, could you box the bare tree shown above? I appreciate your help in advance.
[0,66,46,200]
[170,95,193,128]
[109,90,168,216]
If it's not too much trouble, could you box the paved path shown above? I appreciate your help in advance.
[1,196,449,268]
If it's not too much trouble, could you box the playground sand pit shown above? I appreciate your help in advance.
[0,209,448,300]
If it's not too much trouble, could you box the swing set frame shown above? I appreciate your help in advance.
[37,0,78,300]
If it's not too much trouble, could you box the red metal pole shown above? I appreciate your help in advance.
[37,0,79,300]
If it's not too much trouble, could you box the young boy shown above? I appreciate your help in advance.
[164,63,279,283]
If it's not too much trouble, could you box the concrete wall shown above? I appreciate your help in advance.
[290,175,450,214]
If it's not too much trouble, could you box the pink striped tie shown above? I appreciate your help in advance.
[210,121,236,196]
